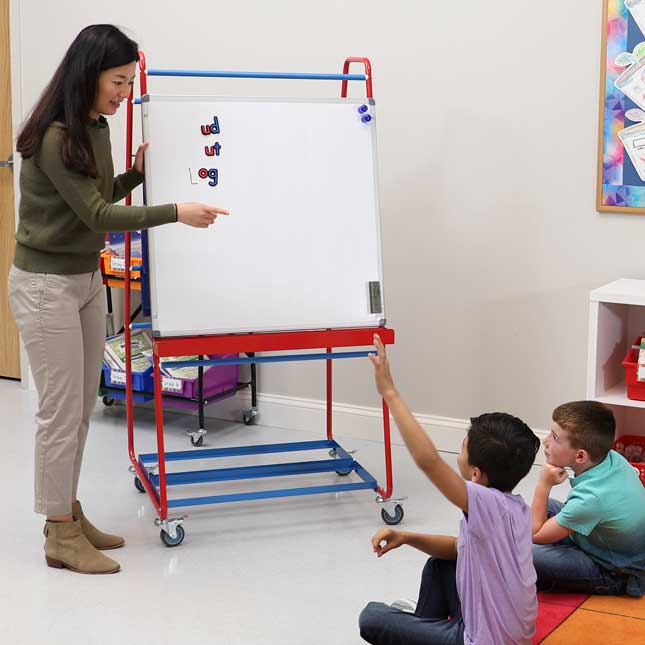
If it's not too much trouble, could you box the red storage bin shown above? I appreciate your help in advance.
[622,338,645,401]
[613,435,645,487]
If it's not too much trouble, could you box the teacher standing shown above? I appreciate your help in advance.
[8,24,228,574]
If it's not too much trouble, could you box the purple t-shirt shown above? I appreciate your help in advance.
[456,482,537,645]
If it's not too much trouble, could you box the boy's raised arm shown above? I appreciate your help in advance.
[370,334,468,512]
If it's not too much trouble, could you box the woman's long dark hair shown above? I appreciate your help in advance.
[16,25,138,177]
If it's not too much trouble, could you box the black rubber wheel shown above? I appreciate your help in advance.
[102,396,115,407]
[335,468,353,476]
[134,476,146,493]
[381,504,404,525]
[160,525,185,547]
[190,434,204,447]
[243,412,255,425]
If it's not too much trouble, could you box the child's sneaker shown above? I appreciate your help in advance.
[390,598,417,613]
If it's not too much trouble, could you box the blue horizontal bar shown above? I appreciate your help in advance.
[162,350,372,369]
[147,68,367,81]
[166,480,377,508]
[134,98,141,104]
[131,322,152,329]
[354,464,376,485]
[151,458,355,487]
[139,439,339,464]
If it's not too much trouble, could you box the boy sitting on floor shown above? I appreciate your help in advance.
[359,335,541,645]
[531,401,645,597]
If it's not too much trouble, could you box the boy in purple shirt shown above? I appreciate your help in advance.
[359,335,540,645]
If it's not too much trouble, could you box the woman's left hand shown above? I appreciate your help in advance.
[134,143,149,174]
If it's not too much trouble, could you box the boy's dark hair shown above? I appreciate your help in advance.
[552,401,615,463]
[17,24,138,177]
[468,413,540,492]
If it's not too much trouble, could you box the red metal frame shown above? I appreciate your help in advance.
[326,346,333,441]
[153,327,393,356]
[341,57,373,99]
[124,52,392,523]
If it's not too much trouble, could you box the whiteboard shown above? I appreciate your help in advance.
[142,95,385,337]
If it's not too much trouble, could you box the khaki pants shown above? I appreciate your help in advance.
[8,266,106,516]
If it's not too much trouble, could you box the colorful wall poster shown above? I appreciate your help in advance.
[597,0,645,211]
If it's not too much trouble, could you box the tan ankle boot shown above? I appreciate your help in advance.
[72,500,125,550]
[44,520,120,574]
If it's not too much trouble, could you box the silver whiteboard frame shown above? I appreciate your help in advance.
[141,94,385,337]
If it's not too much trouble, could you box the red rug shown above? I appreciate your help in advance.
[532,592,589,644]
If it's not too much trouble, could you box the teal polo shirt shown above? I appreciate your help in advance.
[556,450,645,596]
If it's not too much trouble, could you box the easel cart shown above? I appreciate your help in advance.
[124,54,404,546]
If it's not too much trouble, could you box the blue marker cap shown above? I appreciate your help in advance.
[361,114,372,123]
[358,104,369,113]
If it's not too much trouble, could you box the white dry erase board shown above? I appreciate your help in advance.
[142,95,385,337]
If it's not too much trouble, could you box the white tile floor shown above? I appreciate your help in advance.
[0,379,565,645]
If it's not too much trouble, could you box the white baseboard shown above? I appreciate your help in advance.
[200,391,549,464]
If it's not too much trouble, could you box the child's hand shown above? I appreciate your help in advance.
[371,527,404,557]
[539,464,568,487]
[369,334,397,400]
[134,143,149,174]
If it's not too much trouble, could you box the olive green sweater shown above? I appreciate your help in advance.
[14,116,176,274]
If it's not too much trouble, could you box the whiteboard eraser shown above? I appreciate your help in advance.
[369,281,382,314]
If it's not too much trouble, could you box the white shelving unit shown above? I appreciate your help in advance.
[587,279,645,435]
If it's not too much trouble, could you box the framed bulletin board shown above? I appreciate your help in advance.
[597,0,645,212]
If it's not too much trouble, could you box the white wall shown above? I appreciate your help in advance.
[11,0,636,433]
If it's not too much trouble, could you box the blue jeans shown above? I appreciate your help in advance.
[532,499,627,595]
[359,558,465,645]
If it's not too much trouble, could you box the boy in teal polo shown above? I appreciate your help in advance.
[531,401,645,596]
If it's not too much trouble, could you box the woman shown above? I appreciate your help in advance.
[8,24,228,574]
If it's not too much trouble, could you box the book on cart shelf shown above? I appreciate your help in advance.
[104,330,214,380]
[158,356,213,380]
[104,329,152,373]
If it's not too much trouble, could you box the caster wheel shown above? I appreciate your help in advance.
[160,525,185,547]
[190,435,204,447]
[134,476,146,493]
[102,396,115,407]
[381,504,404,525]
[243,412,256,425]
[329,448,351,474]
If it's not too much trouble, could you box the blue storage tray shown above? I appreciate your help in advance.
[102,363,153,393]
